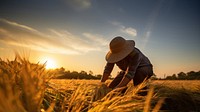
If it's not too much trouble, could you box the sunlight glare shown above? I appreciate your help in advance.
[44,58,58,69]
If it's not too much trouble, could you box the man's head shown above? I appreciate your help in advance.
[106,36,135,63]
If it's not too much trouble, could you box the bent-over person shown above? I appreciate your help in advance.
[101,36,153,91]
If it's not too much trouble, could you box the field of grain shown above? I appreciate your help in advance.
[1,56,200,112]
[47,79,200,111]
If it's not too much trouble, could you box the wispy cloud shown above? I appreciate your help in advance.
[63,0,92,11]
[0,19,107,55]
[0,18,38,32]
[49,29,102,52]
[83,33,109,46]
[141,0,163,49]
[111,21,137,37]
[121,27,137,37]
[142,31,151,49]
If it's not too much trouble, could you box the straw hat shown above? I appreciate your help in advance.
[106,36,135,63]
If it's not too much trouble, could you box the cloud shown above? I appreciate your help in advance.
[83,33,109,46]
[63,0,92,11]
[111,21,137,37]
[0,19,38,32]
[121,27,137,37]
[49,29,101,52]
[141,31,151,49]
[0,19,107,55]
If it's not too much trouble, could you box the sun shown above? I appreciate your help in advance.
[45,58,58,69]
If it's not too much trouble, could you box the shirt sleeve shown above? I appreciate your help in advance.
[103,62,114,75]
[125,53,141,79]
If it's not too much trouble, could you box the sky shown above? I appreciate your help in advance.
[0,0,199,78]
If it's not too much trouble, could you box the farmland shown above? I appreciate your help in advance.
[47,79,200,111]
[50,79,200,91]
[0,56,200,112]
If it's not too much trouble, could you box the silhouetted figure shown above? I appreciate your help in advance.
[101,36,153,92]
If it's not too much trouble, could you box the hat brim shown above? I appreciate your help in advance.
[106,40,135,63]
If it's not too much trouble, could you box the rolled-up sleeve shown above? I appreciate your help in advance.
[125,53,141,79]
[103,62,114,75]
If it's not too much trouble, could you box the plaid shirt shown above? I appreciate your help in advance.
[103,48,152,79]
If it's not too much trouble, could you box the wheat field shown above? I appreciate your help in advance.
[0,55,200,112]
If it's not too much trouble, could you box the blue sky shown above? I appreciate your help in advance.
[0,0,200,77]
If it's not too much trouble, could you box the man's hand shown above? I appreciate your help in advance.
[115,76,131,88]
[98,82,107,87]
[93,82,112,101]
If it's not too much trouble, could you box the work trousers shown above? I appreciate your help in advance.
[108,66,153,89]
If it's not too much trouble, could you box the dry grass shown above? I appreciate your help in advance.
[0,54,52,112]
[0,55,200,112]
[151,80,200,111]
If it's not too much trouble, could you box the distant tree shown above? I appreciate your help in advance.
[65,70,70,74]
[163,70,200,80]
[165,74,177,80]
[96,74,102,79]
[197,71,200,79]
[165,76,172,80]
[89,70,93,75]
[187,71,200,80]
[59,67,65,73]
[171,74,177,80]
[80,71,87,75]
[54,67,65,74]
[177,72,187,80]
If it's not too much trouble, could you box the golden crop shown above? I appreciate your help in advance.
[0,55,200,112]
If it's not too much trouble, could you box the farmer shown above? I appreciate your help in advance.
[100,36,153,90]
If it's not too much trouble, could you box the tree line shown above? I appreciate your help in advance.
[0,59,103,80]
[51,67,103,79]
[152,71,200,80]
[51,68,200,80]
[1,58,199,80]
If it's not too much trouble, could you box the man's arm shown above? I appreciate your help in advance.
[101,72,110,82]
[115,76,131,88]
[100,62,114,82]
